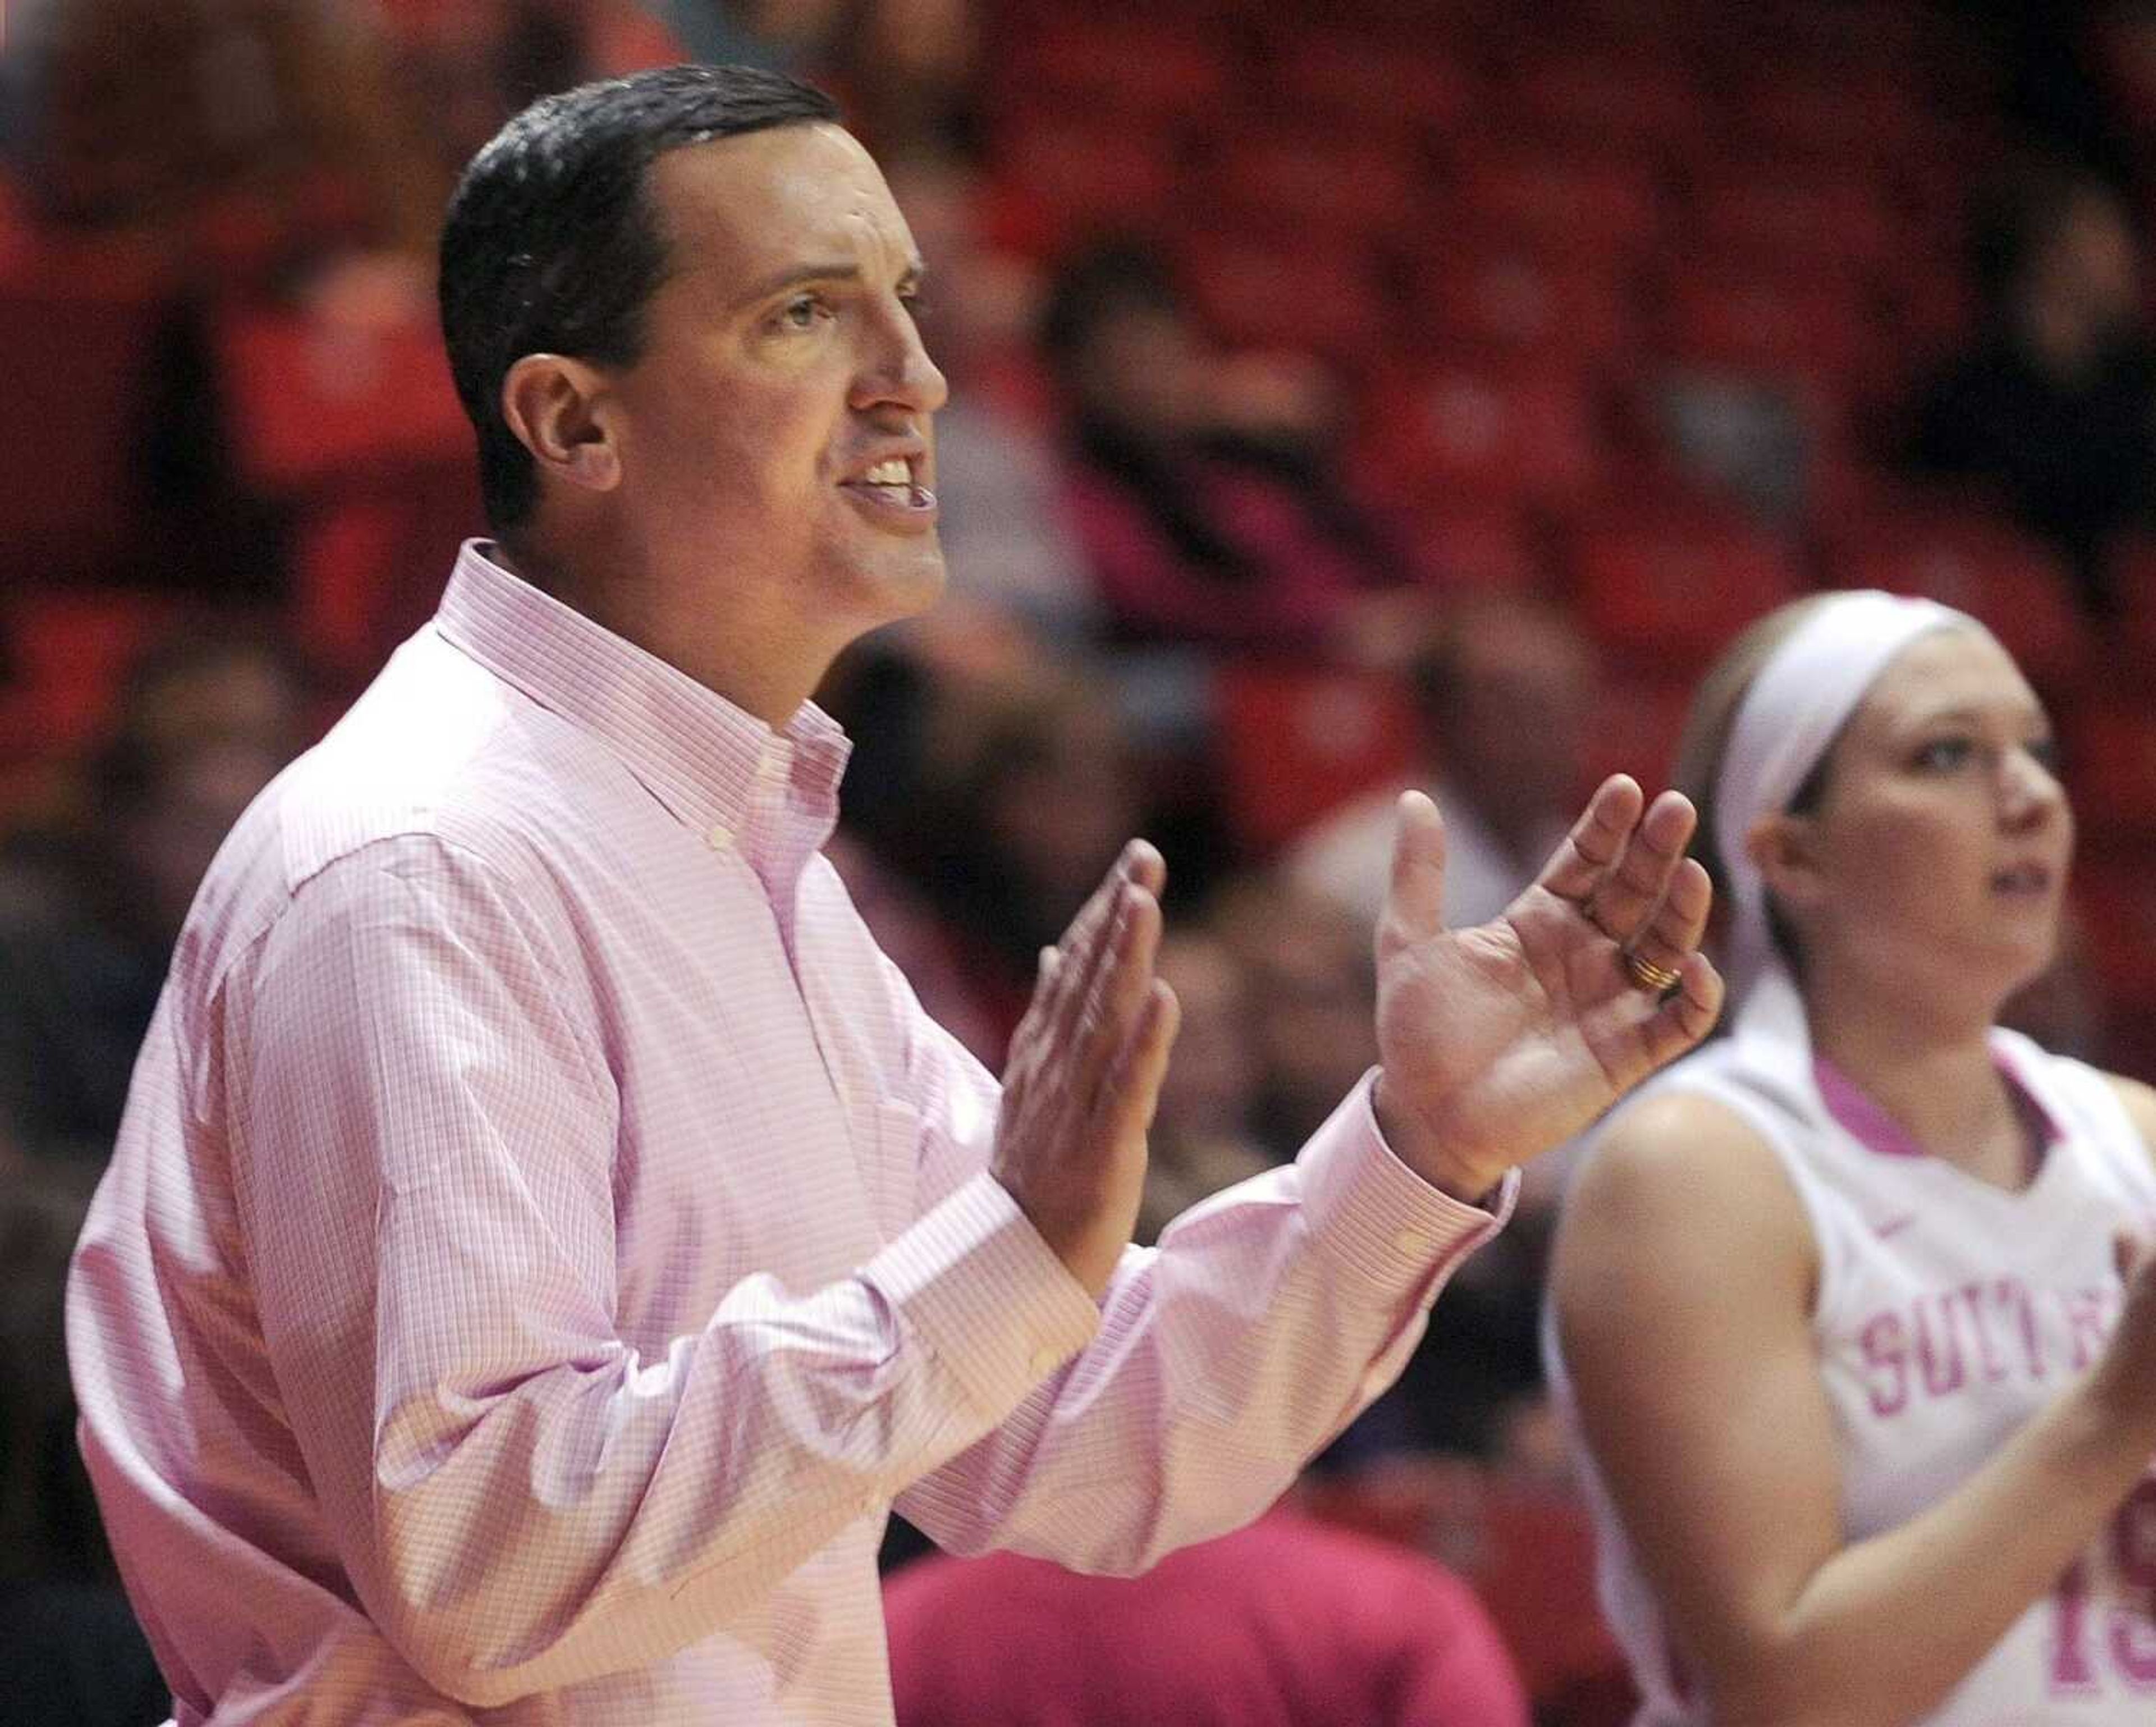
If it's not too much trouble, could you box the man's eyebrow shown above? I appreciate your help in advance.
[734,258,929,305]
[737,262,864,304]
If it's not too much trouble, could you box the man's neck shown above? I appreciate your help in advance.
[490,536,830,729]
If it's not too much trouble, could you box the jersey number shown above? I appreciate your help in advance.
[2049,1477,2156,1693]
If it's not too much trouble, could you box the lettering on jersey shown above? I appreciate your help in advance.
[1856,1277,2121,1418]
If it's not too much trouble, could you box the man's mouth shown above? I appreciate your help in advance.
[838,453,938,530]
[844,456,934,507]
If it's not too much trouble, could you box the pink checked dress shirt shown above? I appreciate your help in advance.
[68,542,1514,1725]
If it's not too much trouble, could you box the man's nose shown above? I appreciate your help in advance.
[852,300,948,417]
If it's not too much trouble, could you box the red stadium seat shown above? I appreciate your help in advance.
[1211,661,1419,856]
[2072,849,2156,1049]
[1403,500,1543,593]
[1264,38,1477,139]
[288,470,481,689]
[214,308,470,496]
[1659,268,1874,392]
[1358,359,1602,511]
[1828,510,2088,686]
[1688,171,1903,283]
[1725,74,1936,172]
[994,118,1182,245]
[1448,147,1662,265]
[1180,239,1391,366]
[2062,702,2156,838]
[1208,134,1424,242]
[0,589,180,765]
[1504,53,1709,160]
[1014,19,1229,125]
[1583,673,1695,789]
[1418,249,1636,365]
[0,239,171,583]
[1566,505,1803,669]
[1301,1458,1633,1718]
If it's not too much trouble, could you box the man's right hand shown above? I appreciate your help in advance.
[992,841,1181,1299]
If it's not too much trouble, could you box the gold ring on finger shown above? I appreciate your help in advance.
[1624,949,1683,994]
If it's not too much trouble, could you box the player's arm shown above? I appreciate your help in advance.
[1555,1089,2156,1727]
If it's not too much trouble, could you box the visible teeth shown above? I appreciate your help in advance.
[862,459,911,486]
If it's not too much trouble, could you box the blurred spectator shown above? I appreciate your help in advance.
[10,0,442,259]
[1287,595,1597,934]
[883,147,1100,644]
[1134,926,1275,1244]
[885,1501,1531,1727]
[1040,243,1426,653]
[1210,874,1378,1162]
[657,0,976,154]
[0,627,308,1164]
[1907,161,2156,613]
[374,1,681,213]
[913,665,1143,1058]
[0,1158,166,1727]
[1268,598,1598,1466]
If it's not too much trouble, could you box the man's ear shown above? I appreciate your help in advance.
[500,354,622,497]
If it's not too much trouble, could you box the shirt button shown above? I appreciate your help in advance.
[1027,1345,1063,1377]
[757,746,789,785]
[706,821,733,852]
[1392,1227,1435,1257]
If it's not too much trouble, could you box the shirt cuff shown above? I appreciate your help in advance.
[863,1170,1101,1421]
[1298,1068,1518,1298]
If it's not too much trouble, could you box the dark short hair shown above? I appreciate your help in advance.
[438,63,842,533]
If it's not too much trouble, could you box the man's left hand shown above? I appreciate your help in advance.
[1372,776,1724,1201]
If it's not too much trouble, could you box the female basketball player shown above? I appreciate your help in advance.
[1550,590,2156,1726]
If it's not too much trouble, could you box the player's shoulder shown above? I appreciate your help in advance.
[1566,1071,1806,1254]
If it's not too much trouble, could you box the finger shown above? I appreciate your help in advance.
[1063,880,1163,1096]
[1534,775,1645,906]
[1122,838,1166,898]
[1630,951,1725,1072]
[1048,842,1146,1024]
[1381,791,1450,946]
[1102,977,1182,1146]
[1621,855,1714,984]
[1582,791,1698,946]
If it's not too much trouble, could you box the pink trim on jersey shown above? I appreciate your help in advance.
[1814,1053,2062,1164]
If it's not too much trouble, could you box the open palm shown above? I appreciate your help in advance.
[1374,778,1723,1198]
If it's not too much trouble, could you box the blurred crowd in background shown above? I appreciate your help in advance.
[6,2,2156,1723]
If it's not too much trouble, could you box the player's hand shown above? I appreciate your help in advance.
[992,842,1181,1298]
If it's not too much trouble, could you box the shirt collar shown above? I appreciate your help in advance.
[433,541,852,870]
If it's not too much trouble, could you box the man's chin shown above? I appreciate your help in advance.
[868,540,949,622]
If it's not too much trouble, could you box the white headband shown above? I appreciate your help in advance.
[1715,590,1971,998]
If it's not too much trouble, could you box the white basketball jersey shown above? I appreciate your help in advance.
[1551,975,2156,1726]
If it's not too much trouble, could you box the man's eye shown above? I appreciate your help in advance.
[1915,737,1972,771]
[2026,735,2061,770]
[779,295,830,330]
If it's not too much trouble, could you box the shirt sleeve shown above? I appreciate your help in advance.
[227,837,1097,1709]
[886,966,1516,1573]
